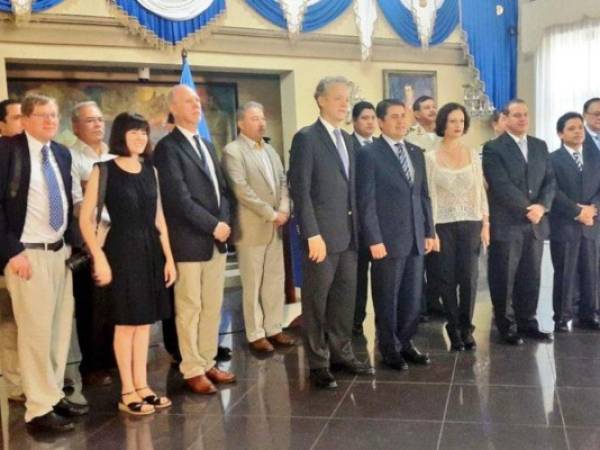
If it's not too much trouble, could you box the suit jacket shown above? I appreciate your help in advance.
[584,129,600,154]
[550,145,600,242]
[357,137,434,258]
[0,133,73,268]
[482,132,555,241]
[221,136,289,246]
[288,119,358,254]
[153,127,231,262]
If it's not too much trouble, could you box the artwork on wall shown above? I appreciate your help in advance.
[7,79,239,156]
[383,70,437,109]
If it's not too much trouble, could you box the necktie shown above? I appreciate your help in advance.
[395,142,413,186]
[364,139,373,146]
[517,138,528,161]
[41,145,64,232]
[573,151,583,172]
[333,129,349,176]
[192,135,208,171]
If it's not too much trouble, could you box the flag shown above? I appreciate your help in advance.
[180,54,212,142]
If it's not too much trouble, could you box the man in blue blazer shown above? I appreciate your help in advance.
[357,99,435,370]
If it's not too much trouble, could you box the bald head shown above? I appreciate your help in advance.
[168,84,202,133]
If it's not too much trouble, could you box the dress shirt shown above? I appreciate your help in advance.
[354,133,373,146]
[382,134,415,180]
[563,144,584,166]
[240,133,276,191]
[319,116,349,159]
[21,132,68,243]
[507,132,529,161]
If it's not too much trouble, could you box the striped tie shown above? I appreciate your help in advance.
[395,142,413,185]
[573,151,583,172]
[41,145,64,231]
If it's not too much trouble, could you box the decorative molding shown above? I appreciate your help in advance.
[10,0,32,24]
[353,0,377,60]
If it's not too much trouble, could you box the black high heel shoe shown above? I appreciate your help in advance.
[135,387,172,409]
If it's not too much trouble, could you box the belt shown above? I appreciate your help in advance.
[23,240,64,252]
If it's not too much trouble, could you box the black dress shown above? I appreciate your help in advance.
[102,159,171,325]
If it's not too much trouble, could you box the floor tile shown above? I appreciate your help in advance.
[558,387,600,426]
[566,426,600,450]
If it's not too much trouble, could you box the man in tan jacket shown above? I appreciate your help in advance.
[222,101,296,352]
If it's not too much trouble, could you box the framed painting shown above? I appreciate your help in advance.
[383,70,437,109]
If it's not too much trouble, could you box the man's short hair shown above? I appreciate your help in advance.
[352,101,375,121]
[313,76,350,101]
[71,101,100,123]
[413,96,434,112]
[21,94,57,117]
[556,112,584,134]
[375,99,405,120]
[237,101,264,122]
[0,99,20,122]
[490,109,504,125]
[583,98,600,114]
[502,98,527,116]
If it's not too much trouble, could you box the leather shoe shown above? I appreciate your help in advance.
[53,398,89,417]
[384,355,408,371]
[401,346,431,365]
[576,319,600,331]
[331,359,375,375]
[27,411,74,433]
[249,337,274,353]
[268,332,297,347]
[206,367,236,384]
[82,371,113,387]
[186,375,217,394]
[309,368,337,389]
[518,328,554,341]
[554,320,571,333]
[216,346,232,361]
[499,331,524,346]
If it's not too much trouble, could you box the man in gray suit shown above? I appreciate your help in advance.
[222,102,296,353]
[289,76,374,390]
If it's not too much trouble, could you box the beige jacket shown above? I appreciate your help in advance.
[222,135,290,246]
[405,123,442,152]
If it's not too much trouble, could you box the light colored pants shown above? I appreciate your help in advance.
[175,248,226,379]
[0,282,22,398]
[236,234,285,342]
[4,245,74,422]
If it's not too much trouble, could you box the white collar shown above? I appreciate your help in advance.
[564,144,583,157]
[382,134,405,150]
[585,124,600,138]
[177,125,199,141]
[25,131,50,154]
[240,133,265,150]
[507,131,527,145]
[319,116,341,134]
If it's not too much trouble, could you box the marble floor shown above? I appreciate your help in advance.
[3,256,600,450]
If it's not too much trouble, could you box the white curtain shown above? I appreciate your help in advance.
[535,18,600,150]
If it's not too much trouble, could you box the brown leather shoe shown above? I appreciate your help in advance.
[82,371,113,387]
[206,367,236,385]
[249,337,275,353]
[186,375,217,394]
[268,332,297,347]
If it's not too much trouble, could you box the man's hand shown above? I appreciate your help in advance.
[308,235,327,263]
[481,223,490,248]
[274,212,289,228]
[213,222,231,242]
[370,243,388,260]
[424,238,436,254]
[577,204,597,226]
[8,252,32,280]
[526,204,546,224]
[432,235,441,252]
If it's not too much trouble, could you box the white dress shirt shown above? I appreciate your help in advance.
[319,116,349,157]
[507,132,529,161]
[382,134,415,179]
[563,144,584,166]
[354,132,373,147]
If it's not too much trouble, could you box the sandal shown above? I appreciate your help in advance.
[135,387,172,409]
[118,391,155,416]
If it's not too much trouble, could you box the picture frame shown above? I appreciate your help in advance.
[383,70,437,108]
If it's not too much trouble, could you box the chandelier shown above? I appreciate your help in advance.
[462,83,494,118]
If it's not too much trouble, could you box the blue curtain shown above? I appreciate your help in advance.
[246,0,352,33]
[377,0,459,46]
[461,0,517,109]
[112,0,226,45]
[0,0,64,12]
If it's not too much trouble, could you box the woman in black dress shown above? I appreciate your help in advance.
[80,112,177,415]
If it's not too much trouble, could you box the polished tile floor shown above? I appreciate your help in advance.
[3,255,600,449]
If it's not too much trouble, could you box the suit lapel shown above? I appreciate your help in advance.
[50,142,69,189]
[171,128,212,181]
[241,137,275,194]
[500,133,528,167]
[379,138,410,186]
[315,120,348,181]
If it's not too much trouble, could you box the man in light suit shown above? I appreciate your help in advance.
[154,85,235,395]
[289,76,374,390]
[483,99,556,345]
[357,99,435,370]
[583,97,600,153]
[221,101,296,353]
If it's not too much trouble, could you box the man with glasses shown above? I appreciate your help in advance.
[583,98,600,152]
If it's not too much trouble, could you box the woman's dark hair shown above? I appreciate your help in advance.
[435,102,470,137]
[109,112,152,157]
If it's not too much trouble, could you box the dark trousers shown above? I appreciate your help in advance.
[423,253,443,314]
[488,229,544,333]
[301,248,357,369]
[73,262,114,374]
[354,243,370,328]
[434,221,482,331]
[162,288,180,359]
[371,248,423,361]
[550,237,599,323]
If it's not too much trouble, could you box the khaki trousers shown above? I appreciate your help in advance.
[0,283,22,397]
[175,248,226,379]
[236,234,285,342]
[4,245,73,422]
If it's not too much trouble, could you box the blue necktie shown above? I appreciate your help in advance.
[333,129,349,177]
[192,135,208,172]
[395,142,413,186]
[41,145,64,232]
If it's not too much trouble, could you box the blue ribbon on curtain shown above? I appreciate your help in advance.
[112,0,225,45]
[461,0,517,109]
[246,0,352,33]
[377,0,459,46]
[0,0,64,12]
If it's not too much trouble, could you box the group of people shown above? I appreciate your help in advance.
[1,75,600,434]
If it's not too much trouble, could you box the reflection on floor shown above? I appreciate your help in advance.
[3,263,600,450]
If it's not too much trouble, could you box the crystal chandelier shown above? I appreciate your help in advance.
[462,83,494,118]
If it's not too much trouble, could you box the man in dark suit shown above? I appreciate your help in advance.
[583,97,600,153]
[350,100,377,337]
[550,112,600,332]
[154,85,235,395]
[289,76,374,389]
[482,99,556,345]
[0,94,88,432]
[357,99,435,370]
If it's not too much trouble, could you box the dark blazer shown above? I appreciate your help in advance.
[0,133,73,268]
[584,129,600,153]
[153,127,231,262]
[482,132,555,241]
[357,137,434,258]
[550,145,600,242]
[288,119,358,254]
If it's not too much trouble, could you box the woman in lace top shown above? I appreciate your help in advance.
[425,103,489,351]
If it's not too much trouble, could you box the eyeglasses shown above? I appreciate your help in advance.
[29,113,60,120]
[585,112,600,118]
